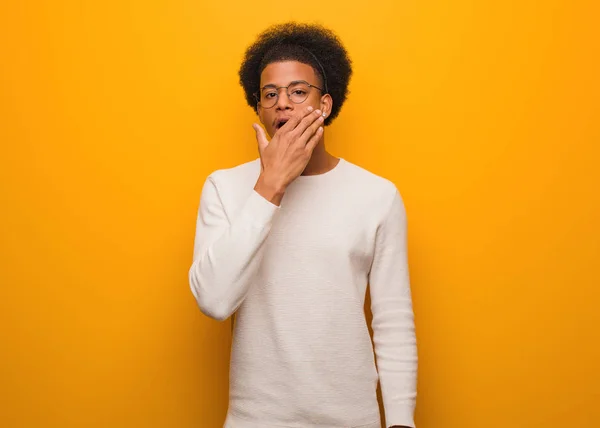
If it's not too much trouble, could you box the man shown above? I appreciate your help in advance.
[189,22,417,428]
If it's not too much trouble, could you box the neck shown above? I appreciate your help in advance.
[301,134,338,176]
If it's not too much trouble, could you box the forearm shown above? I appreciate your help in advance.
[189,188,278,321]
[373,298,418,427]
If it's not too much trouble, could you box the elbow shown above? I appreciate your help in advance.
[198,297,233,322]
[188,263,234,322]
[198,302,232,322]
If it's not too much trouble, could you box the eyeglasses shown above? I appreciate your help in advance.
[253,80,324,109]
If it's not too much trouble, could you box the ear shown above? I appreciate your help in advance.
[319,93,333,120]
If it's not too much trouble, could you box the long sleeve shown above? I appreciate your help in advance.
[188,174,279,321]
[368,187,418,428]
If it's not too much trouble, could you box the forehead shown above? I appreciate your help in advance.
[260,61,317,87]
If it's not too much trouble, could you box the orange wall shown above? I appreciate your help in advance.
[1,1,598,427]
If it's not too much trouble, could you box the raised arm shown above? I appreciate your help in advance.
[189,105,325,321]
[188,175,279,321]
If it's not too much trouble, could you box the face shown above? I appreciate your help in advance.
[257,61,333,138]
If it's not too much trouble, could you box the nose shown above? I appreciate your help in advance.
[275,87,293,111]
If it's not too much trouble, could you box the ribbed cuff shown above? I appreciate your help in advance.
[385,405,415,428]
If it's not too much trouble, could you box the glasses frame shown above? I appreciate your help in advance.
[253,80,324,109]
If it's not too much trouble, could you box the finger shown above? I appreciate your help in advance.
[279,106,316,134]
[253,123,269,153]
[298,112,325,145]
[304,125,323,153]
[291,108,322,138]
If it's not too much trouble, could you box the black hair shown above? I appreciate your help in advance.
[238,22,353,126]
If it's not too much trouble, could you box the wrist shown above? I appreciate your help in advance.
[254,172,286,206]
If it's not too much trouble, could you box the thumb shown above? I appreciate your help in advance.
[253,123,269,153]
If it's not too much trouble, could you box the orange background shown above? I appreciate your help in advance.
[1,1,599,427]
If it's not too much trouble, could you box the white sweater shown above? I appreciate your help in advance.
[189,157,417,428]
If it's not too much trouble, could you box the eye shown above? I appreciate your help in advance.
[264,92,277,99]
[292,90,307,96]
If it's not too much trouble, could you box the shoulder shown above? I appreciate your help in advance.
[202,158,261,208]
[206,158,261,198]
[340,160,408,231]
[208,158,261,186]
[341,158,402,208]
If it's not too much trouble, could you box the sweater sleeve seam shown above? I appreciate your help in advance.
[383,184,400,224]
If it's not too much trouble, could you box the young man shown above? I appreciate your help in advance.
[189,22,417,428]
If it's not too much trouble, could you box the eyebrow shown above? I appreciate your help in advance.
[260,80,307,90]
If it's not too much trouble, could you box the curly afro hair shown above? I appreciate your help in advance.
[238,22,353,127]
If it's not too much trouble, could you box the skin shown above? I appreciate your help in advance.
[252,61,341,206]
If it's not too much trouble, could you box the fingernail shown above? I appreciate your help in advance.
[315,109,321,115]
[307,106,313,112]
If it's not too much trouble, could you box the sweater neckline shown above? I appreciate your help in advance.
[294,157,345,182]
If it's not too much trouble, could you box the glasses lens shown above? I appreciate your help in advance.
[260,88,278,108]
[288,82,310,104]
[259,82,311,108]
